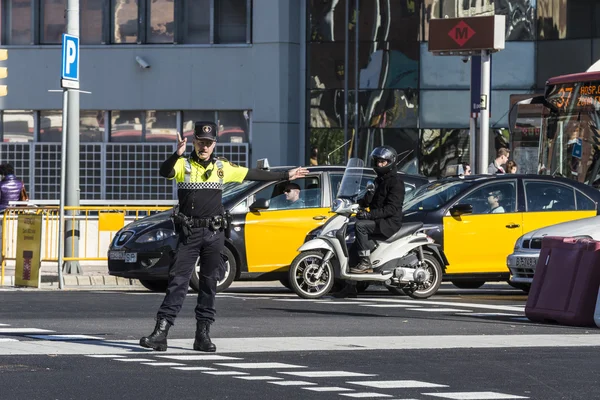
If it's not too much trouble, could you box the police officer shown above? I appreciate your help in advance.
[140,121,308,352]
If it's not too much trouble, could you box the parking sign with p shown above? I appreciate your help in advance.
[61,34,79,89]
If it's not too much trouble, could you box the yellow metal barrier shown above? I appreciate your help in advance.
[1,205,171,285]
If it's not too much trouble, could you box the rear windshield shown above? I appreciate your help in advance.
[404,180,475,212]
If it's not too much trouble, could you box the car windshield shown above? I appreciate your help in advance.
[222,181,257,204]
[404,180,475,211]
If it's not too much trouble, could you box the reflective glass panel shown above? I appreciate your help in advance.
[7,0,32,45]
[80,110,104,142]
[536,40,592,88]
[309,90,345,128]
[419,90,470,128]
[309,128,345,166]
[309,0,347,42]
[110,110,143,142]
[353,0,418,43]
[354,89,418,128]
[145,111,177,142]
[217,111,250,143]
[41,0,66,44]
[2,110,33,142]
[147,0,174,43]
[419,128,470,178]
[215,0,247,44]
[183,0,210,44]
[538,0,592,40]
[112,0,138,43]
[81,0,103,44]
[39,110,63,142]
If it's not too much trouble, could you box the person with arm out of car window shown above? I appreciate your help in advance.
[140,121,308,352]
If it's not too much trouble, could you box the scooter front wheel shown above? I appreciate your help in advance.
[289,250,336,299]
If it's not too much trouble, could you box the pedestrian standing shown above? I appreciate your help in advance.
[0,163,26,212]
[140,121,308,352]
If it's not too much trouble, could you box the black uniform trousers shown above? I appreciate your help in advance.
[355,220,383,257]
[157,227,224,325]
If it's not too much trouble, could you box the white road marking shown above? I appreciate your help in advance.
[86,355,125,358]
[115,358,156,362]
[360,304,420,308]
[303,387,355,392]
[202,371,250,376]
[0,324,9,326]
[314,302,369,305]
[410,308,472,313]
[348,380,448,389]
[281,371,377,378]
[456,313,520,317]
[26,334,103,340]
[216,362,307,369]
[349,298,524,313]
[158,355,241,361]
[274,299,329,302]
[269,380,317,386]
[422,392,528,399]
[0,339,17,342]
[141,362,186,367]
[0,328,54,333]
[172,367,215,371]
[340,393,393,398]
[235,376,283,380]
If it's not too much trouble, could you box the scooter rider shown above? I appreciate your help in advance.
[351,145,405,274]
[140,121,308,353]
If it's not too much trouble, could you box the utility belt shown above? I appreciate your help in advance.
[171,207,232,238]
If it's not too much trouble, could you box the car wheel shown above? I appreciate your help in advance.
[139,279,168,293]
[451,281,485,289]
[190,247,237,293]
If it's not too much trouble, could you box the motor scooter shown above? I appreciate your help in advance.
[288,158,448,299]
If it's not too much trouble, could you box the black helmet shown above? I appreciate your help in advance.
[370,145,397,175]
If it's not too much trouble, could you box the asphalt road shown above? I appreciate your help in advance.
[1,283,599,400]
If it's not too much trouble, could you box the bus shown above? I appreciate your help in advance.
[510,68,600,188]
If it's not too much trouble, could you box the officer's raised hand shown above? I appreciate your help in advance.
[288,167,309,180]
[176,131,187,156]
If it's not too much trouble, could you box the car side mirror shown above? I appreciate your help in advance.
[249,198,270,211]
[449,203,473,217]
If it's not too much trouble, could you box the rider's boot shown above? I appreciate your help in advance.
[350,257,373,274]
[139,318,171,351]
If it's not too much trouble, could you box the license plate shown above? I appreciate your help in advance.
[516,256,537,269]
[125,253,137,263]
[108,251,125,260]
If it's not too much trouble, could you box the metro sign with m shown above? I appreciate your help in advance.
[61,34,79,82]
[449,21,475,47]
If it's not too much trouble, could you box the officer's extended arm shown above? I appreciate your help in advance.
[159,152,180,179]
[244,169,289,181]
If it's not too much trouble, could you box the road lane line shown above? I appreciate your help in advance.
[421,392,528,399]
[216,362,306,369]
[347,380,448,388]
[280,371,377,378]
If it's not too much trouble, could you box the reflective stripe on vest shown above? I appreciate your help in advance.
[183,158,223,185]
[215,160,223,185]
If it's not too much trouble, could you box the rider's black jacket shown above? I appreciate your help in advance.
[358,166,405,237]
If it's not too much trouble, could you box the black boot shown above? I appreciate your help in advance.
[139,319,171,351]
[193,320,216,352]
[350,257,373,274]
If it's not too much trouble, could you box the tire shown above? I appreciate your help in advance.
[190,246,237,293]
[402,252,443,299]
[279,278,292,290]
[288,250,336,299]
[451,281,485,289]
[139,279,168,293]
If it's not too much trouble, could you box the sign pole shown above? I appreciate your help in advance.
[479,49,491,174]
[57,88,68,289]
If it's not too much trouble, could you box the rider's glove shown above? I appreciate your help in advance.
[356,211,371,220]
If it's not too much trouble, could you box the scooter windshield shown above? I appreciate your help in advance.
[336,158,365,200]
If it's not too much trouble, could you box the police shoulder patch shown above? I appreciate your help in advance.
[219,157,239,168]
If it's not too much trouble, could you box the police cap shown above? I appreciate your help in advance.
[194,121,218,141]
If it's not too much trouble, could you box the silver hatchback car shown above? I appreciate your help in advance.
[507,215,600,292]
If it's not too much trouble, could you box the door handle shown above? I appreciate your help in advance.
[313,215,327,220]
[505,223,520,229]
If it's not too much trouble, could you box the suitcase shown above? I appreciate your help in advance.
[525,236,600,327]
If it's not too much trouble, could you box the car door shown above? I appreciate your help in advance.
[521,179,597,234]
[244,175,330,273]
[443,180,522,274]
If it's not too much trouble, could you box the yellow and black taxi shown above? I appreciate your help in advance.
[107,164,429,292]
[400,174,600,288]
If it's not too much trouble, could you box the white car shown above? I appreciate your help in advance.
[507,216,600,292]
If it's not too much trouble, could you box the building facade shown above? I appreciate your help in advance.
[0,0,599,200]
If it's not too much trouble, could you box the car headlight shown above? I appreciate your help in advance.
[135,229,176,243]
[513,235,524,251]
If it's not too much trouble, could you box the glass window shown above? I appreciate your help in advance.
[459,182,518,215]
[419,43,470,90]
[536,40,593,89]
[6,0,31,45]
[358,42,419,89]
[81,0,104,44]
[41,0,66,44]
[310,43,347,90]
[355,90,418,128]
[183,0,210,44]
[310,90,345,128]
[145,110,177,142]
[182,110,215,140]
[420,129,470,178]
[309,128,345,166]
[217,111,250,143]
[576,191,596,210]
[419,90,470,128]
[80,110,104,142]
[538,0,592,40]
[110,110,143,142]
[254,177,322,210]
[215,0,248,44]
[2,110,33,142]
[404,180,475,212]
[308,0,347,42]
[491,42,535,89]
[112,0,138,43]
[524,181,576,212]
[39,110,63,142]
[495,0,535,41]
[147,0,174,43]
